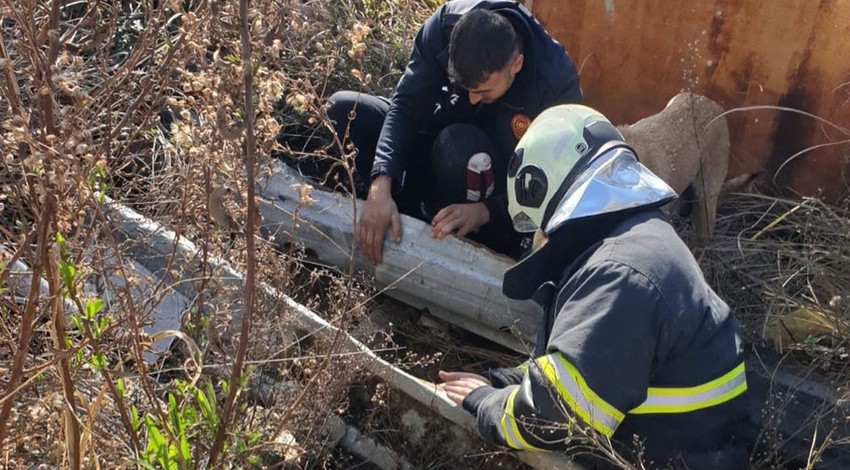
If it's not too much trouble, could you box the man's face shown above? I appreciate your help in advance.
[467,53,524,105]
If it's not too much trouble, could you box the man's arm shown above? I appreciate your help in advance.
[356,175,401,264]
[371,5,449,183]
[357,9,446,263]
[458,262,660,451]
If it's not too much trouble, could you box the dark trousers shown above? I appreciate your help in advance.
[325,90,523,257]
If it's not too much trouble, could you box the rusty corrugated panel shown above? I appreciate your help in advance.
[532,0,850,202]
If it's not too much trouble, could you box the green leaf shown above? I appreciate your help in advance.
[131,405,141,432]
[127,458,158,470]
[247,429,261,446]
[146,415,166,450]
[235,436,247,454]
[166,442,179,467]
[195,385,218,432]
[183,407,198,427]
[58,260,76,292]
[55,233,76,294]
[90,351,106,372]
[70,314,84,332]
[72,349,84,368]
[85,298,104,320]
[116,378,126,398]
[168,394,183,435]
[97,317,109,338]
[179,433,191,466]
[174,379,188,395]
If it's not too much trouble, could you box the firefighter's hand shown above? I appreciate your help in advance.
[356,175,402,264]
[437,371,492,405]
[431,203,490,239]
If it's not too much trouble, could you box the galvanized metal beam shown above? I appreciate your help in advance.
[256,162,540,352]
[105,201,583,469]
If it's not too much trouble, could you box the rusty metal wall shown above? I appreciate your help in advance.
[530,0,850,201]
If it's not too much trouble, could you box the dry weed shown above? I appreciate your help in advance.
[0,0,430,467]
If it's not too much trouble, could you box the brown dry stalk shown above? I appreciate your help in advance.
[67,291,143,455]
[41,10,82,462]
[0,25,24,117]
[206,0,259,464]
[46,245,81,470]
[0,196,54,447]
[267,326,347,443]
[0,0,64,447]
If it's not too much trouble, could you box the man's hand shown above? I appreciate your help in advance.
[437,371,492,405]
[431,202,490,239]
[356,175,402,264]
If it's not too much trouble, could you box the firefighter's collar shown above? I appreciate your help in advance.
[502,209,645,301]
[502,215,604,300]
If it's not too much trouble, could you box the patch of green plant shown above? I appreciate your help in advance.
[87,163,110,203]
[131,380,223,470]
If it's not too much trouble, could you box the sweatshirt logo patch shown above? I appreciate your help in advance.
[511,113,531,140]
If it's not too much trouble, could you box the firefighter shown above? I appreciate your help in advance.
[438,104,754,468]
[324,0,582,262]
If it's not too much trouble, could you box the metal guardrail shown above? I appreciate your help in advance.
[256,162,540,353]
[104,199,583,470]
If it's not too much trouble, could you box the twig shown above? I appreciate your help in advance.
[207,0,259,462]
[751,203,804,240]
[711,105,850,136]
[46,245,81,469]
[0,196,54,447]
[772,139,850,184]
[0,22,24,117]
[68,292,144,455]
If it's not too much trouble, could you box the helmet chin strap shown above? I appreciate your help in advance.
[531,229,549,251]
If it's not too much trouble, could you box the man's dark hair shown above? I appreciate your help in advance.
[448,9,523,88]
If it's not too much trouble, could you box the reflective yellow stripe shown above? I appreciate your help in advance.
[536,354,623,437]
[500,387,543,451]
[629,362,747,414]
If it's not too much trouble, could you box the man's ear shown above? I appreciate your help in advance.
[511,53,524,75]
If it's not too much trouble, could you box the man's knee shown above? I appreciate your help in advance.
[326,91,361,124]
[431,124,498,205]
[327,91,388,130]
[326,91,390,191]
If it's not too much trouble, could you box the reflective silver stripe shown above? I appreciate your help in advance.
[537,354,623,437]
[500,387,542,450]
[630,362,748,414]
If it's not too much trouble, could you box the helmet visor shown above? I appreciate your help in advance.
[543,147,678,234]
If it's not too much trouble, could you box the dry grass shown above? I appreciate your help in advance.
[0,0,433,468]
[700,192,850,380]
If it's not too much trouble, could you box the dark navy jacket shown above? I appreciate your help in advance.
[372,0,581,225]
[463,210,752,468]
